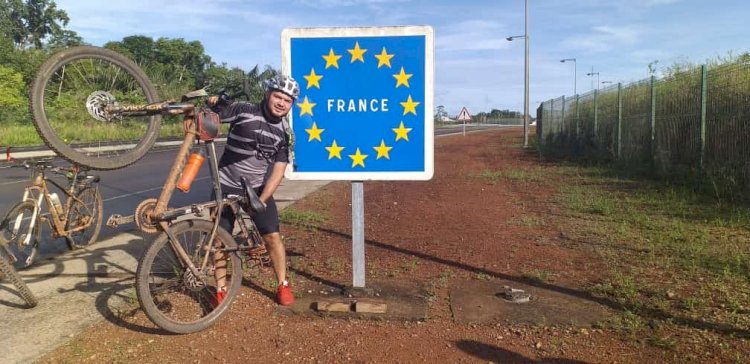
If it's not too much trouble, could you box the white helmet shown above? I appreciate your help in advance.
[264,74,300,100]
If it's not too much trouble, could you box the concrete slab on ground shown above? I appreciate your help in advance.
[287,279,430,321]
[450,279,612,326]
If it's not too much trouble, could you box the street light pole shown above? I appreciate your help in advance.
[560,58,576,95]
[506,0,530,148]
[586,71,600,91]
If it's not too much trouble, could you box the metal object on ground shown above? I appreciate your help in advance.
[498,286,531,303]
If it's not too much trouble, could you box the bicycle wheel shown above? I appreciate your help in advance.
[0,242,38,307]
[136,219,242,334]
[0,201,40,269]
[30,46,161,170]
[64,187,103,249]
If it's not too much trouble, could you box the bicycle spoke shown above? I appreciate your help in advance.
[136,219,242,333]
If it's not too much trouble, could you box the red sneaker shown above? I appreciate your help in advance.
[277,281,294,306]
[213,287,227,306]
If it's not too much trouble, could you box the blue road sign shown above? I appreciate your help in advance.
[282,26,434,181]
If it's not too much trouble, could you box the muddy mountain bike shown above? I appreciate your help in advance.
[37,45,275,334]
[0,160,101,308]
[0,160,102,270]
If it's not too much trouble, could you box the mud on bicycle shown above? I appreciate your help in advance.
[30,45,281,333]
[0,160,102,307]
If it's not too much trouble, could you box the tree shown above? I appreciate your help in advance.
[434,105,448,122]
[3,0,71,49]
[45,28,83,49]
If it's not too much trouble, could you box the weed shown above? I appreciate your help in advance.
[475,272,492,281]
[645,335,677,350]
[521,270,556,283]
[324,257,344,275]
[401,257,419,273]
[280,208,327,229]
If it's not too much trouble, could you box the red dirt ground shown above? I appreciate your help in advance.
[39,128,748,363]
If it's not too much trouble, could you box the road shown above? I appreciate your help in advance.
[0,123,513,260]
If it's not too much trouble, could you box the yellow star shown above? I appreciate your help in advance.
[392,121,412,142]
[349,148,368,168]
[374,47,394,68]
[393,66,412,88]
[297,96,316,116]
[325,140,345,160]
[347,41,367,63]
[400,95,420,116]
[322,48,342,69]
[373,139,393,159]
[303,68,323,89]
[305,121,324,142]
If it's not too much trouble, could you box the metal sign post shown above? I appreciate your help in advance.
[457,106,472,136]
[282,26,434,288]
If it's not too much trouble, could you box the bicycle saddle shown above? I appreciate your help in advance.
[240,176,266,214]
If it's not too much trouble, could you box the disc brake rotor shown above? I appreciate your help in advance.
[85,91,118,121]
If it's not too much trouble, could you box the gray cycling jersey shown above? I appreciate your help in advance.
[212,100,289,193]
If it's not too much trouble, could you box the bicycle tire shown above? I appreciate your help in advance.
[64,187,103,249]
[0,242,38,307]
[136,219,242,334]
[29,46,161,170]
[0,201,40,269]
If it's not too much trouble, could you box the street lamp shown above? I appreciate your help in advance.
[506,0,530,148]
[601,80,613,85]
[586,71,600,90]
[560,58,576,95]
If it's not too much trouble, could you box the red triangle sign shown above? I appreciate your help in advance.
[457,107,472,121]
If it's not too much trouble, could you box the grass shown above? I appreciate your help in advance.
[0,124,44,146]
[551,161,750,346]
[280,207,327,229]
[475,166,545,185]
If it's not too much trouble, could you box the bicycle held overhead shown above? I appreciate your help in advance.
[30,45,301,334]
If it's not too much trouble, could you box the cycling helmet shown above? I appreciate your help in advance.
[264,74,300,100]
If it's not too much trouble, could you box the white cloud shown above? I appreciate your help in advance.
[560,24,642,53]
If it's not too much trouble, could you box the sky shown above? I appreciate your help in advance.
[55,0,750,117]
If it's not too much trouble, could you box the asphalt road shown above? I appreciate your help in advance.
[0,123,512,260]
[0,145,219,260]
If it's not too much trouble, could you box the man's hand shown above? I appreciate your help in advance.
[208,95,220,106]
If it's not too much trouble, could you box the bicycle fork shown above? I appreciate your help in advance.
[161,139,227,285]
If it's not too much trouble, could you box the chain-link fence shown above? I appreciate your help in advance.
[537,61,750,198]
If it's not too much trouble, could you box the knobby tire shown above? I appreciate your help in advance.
[29,46,161,170]
[135,219,242,334]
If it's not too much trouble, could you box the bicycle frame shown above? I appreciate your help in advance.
[15,167,94,243]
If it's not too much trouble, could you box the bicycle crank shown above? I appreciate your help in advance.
[134,198,159,234]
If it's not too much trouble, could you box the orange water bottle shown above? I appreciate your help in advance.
[177,149,205,192]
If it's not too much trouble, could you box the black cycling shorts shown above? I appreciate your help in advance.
[214,186,280,236]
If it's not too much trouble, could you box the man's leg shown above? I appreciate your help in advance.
[263,232,286,284]
[253,195,293,305]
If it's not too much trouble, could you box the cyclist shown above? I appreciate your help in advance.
[208,74,300,306]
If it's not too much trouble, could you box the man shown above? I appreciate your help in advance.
[209,74,300,306]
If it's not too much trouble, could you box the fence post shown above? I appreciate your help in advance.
[699,64,707,171]
[593,88,598,140]
[650,75,656,167]
[576,94,581,142]
[560,95,567,139]
[617,83,623,159]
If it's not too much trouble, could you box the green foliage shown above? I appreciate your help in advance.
[3,0,70,49]
[540,51,750,201]
[0,65,25,108]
